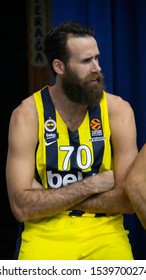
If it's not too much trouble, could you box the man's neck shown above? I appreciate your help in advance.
[49,85,87,132]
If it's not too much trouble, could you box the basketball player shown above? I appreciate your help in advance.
[6,21,138,259]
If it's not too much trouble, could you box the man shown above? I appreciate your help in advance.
[6,21,138,260]
[123,143,146,230]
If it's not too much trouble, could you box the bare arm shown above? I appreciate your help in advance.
[71,94,138,214]
[123,143,146,229]
[6,96,114,222]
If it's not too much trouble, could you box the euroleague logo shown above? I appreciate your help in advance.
[90,118,101,130]
[45,118,56,132]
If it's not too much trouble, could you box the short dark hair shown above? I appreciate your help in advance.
[44,21,94,76]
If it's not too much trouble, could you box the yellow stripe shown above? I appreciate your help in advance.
[78,112,93,172]
[56,110,70,171]
[99,91,112,172]
[82,212,97,217]
[33,89,48,188]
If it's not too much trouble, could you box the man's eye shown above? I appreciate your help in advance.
[82,58,91,63]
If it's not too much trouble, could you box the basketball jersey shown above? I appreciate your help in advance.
[33,86,112,189]
[17,86,133,260]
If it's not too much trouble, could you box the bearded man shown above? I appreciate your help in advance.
[6,21,138,260]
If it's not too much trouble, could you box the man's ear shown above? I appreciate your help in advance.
[52,59,65,74]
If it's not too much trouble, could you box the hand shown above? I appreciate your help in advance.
[84,170,114,194]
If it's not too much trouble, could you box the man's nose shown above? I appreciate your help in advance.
[91,59,101,73]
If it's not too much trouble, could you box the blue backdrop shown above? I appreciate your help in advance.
[50,0,146,259]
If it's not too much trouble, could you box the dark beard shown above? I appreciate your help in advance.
[62,68,105,106]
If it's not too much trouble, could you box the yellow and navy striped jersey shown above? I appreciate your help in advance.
[33,86,112,189]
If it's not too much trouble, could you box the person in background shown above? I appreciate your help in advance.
[123,143,146,230]
[6,21,138,260]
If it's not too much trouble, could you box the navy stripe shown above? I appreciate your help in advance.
[68,129,80,170]
[13,223,24,259]
[35,141,42,184]
[68,210,107,217]
[88,105,104,173]
[41,87,58,170]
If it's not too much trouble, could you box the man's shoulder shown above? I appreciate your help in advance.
[11,95,37,125]
[106,92,133,117]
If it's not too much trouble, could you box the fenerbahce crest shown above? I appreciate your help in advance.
[44,118,58,146]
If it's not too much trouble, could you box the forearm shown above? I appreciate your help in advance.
[11,170,114,221]
[13,181,93,221]
[122,144,146,229]
[71,188,134,214]
[125,184,146,229]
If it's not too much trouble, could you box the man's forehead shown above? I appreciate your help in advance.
[67,36,99,59]
[67,35,95,46]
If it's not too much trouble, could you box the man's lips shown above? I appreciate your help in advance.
[89,79,98,84]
